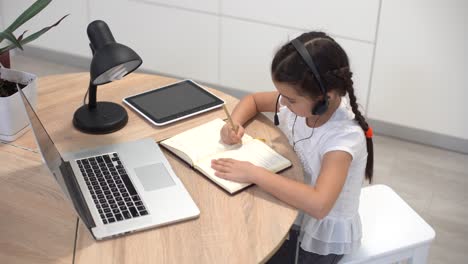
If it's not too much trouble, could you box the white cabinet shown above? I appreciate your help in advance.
[134,0,219,13]
[2,0,376,103]
[89,0,220,84]
[333,38,374,113]
[219,18,301,93]
[3,0,463,149]
[221,0,380,42]
[219,17,374,110]
[368,0,468,140]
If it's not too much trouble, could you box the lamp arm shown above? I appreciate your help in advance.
[88,82,97,109]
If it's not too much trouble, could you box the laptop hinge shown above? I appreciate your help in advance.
[59,160,96,229]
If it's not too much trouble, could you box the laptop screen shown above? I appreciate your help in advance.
[18,88,70,197]
[19,87,96,228]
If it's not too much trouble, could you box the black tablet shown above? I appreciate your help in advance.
[123,80,224,126]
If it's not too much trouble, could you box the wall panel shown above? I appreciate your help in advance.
[221,0,380,42]
[220,17,373,110]
[89,0,219,84]
[134,0,218,13]
[368,0,468,139]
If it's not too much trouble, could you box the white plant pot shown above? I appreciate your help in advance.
[0,67,37,142]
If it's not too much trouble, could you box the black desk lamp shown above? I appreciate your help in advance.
[73,20,142,134]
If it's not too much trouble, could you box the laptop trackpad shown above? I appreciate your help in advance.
[134,163,175,191]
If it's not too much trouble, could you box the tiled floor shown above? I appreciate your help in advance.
[8,53,468,263]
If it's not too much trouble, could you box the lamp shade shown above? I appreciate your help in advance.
[87,20,142,85]
[90,43,142,85]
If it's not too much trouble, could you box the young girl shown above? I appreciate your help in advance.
[211,31,373,264]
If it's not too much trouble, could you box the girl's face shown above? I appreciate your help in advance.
[274,80,319,117]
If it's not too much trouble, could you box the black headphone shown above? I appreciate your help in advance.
[274,38,329,126]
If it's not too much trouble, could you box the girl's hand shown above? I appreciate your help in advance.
[220,123,245,145]
[211,158,258,183]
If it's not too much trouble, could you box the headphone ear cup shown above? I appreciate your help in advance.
[312,99,329,115]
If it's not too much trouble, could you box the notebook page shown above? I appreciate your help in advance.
[195,139,291,193]
[197,139,290,172]
[161,118,253,164]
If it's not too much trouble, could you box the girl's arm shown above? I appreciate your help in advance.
[211,150,352,219]
[230,91,279,124]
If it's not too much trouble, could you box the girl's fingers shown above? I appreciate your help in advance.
[213,166,230,173]
[214,171,228,179]
[211,159,232,172]
[232,131,241,142]
[236,128,244,137]
[215,158,235,164]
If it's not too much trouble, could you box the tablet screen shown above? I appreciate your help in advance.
[124,80,224,126]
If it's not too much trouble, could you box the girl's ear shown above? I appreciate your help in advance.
[315,93,328,102]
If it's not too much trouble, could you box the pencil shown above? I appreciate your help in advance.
[222,104,238,133]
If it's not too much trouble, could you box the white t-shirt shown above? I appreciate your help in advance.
[277,96,367,255]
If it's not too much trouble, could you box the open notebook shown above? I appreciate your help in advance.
[160,118,292,194]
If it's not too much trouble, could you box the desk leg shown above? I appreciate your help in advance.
[409,244,431,264]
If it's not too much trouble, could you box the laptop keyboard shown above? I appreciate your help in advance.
[77,153,149,225]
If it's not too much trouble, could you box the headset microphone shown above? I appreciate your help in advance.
[274,94,280,126]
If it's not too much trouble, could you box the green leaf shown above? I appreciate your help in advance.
[5,0,52,33]
[0,31,25,53]
[17,31,28,42]
[0,31,23,50]
[0,14,67,54]
[16,14,69,47]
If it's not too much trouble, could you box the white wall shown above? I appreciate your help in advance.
[1,0,376,107]
[220,0,378,110]
[218,18,374,110]
[2,0,466,146]
[368,0,468,140]
[89,0,220,84]
[0,2,3,29]
[221,0,379,42]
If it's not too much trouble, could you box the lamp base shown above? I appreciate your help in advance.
[73,102,128,134]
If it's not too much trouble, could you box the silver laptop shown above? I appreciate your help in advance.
[18,87,200,240]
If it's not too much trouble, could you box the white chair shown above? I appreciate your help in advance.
[340,185,435,264]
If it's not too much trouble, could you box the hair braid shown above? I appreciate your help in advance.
[332,68,374,182]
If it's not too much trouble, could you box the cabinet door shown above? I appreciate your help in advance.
[89,0,220,84]
[220,17,374,110]
[134,0,219,13]
[222,0,380,42]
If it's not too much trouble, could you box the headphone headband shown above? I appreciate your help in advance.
[274,37,330,125]
[290,38,327,96]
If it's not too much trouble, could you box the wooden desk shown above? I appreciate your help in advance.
[3,73,304,264]
[0,144,77,264]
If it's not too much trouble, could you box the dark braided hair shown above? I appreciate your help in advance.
[271,32,374,182]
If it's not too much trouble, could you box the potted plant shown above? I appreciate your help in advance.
[0,0,67,141]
